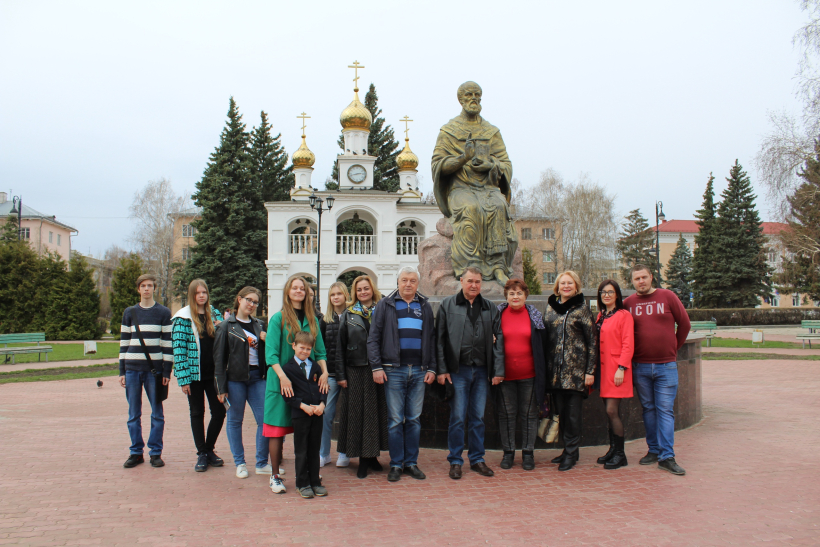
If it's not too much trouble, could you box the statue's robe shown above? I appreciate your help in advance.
[431,114,518,279]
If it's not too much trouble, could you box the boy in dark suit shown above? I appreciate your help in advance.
[282,332,328,498]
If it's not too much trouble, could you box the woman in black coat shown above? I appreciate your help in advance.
[544,270,599,471]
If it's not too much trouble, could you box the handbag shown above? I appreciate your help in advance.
[130,306,169,402]
[537,393,560,443]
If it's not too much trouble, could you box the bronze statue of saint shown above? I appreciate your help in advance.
[432,81,518,283]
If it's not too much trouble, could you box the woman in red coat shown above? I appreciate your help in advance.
[595,279,634,470]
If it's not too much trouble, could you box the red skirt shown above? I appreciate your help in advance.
[599,355,633,398]
[263,424,293,438]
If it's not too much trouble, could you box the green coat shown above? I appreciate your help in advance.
[264,311,327,427]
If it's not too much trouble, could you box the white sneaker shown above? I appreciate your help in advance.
[269,475,286,494]
[236,464,249,479]
[256,464,273,475]
[279,467,286,475]
[336,454,350,467]
[320,456,330,468]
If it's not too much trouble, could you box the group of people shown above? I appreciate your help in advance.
[118,262,691,499]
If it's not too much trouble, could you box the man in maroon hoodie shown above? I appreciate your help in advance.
[624,264,690,476]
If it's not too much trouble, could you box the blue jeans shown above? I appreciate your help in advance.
[225,368,269,468]
[447,365,488,466]
[320,376,343,460]
[384,365,427,468]
[634,362,679,461]
[125,370,164,456]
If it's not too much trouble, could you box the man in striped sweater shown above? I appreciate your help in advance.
[119,274,173,468]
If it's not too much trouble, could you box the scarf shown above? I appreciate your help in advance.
[349,301,375,321]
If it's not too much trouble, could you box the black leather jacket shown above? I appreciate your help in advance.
[335,310,370,383]
[320,311,342,376]
[214,314,267,394]
[435,291,505,380]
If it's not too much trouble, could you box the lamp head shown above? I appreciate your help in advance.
[309,193,317,209]
[326,195,335,210]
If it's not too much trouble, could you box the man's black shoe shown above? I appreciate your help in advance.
[639,452,659,465]
[522,452,535,471]
[470,462,494,477]
[123,454,144,468]
[558,451,577,471]
[500,452,514,469]
[449,464,462,480]
[403,465,426,480]
[658,458,686,476]
[206,451,224,467]
[150,455,165,468]
[195,454,208,472]
[387,467,402,482]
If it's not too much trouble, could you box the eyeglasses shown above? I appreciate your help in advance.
[600,291,616,297]
[241,297,259,307]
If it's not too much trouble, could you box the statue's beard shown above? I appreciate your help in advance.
[463,101,481,115]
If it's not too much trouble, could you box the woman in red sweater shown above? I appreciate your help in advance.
[495,279,548,471]
[595,279,634,469]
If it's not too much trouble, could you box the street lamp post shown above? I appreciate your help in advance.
[309,192,335,312]
[655,201,665,287]
[9,196,22,241]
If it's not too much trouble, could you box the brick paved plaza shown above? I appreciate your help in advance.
[1,359,817,546]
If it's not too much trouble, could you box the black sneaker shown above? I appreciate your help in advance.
[123,454,144,468]
[639,452,659,465]
[500,452,514,469]
[403,465,426,480]
[387,467,402,482]
[206,451,224,467]
[150,455,165,468]
[195,454,208,472]
[658,458,686,475]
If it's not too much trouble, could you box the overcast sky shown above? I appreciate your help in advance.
[0,0,807,256]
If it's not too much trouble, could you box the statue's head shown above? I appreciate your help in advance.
[457,81,482,116]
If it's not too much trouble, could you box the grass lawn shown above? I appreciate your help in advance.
[1,342,120,364]
[0,363,120,384]
[702,352,820,361]
[701,338,805,349]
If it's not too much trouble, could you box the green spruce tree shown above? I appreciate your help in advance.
[713,160,772,307]
[0,215,19,242]
[0,236,42,333]
[617,209,657,288]
[522,248,542,295]
[330,83,400,191]
[110,253,143,338]
[665,233,693,307]
[175,97,268,314]
[251,111,293,202]
[43,254,100,340]
[692,174,722,308]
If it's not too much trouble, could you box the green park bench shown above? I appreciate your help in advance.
[798,320,820,349]
[801,320,820,333]
[690,321,717,347]
[0,333,53,364]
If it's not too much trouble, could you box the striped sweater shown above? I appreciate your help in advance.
[119,303,173,377]
[172,304,221,386]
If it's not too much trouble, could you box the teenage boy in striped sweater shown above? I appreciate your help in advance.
[119,274,173,468]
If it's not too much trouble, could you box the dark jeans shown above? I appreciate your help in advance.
[554,389,583,455]
[187,379,226,455]
[384,365,427,468]
[447,365,488,466]
[292,413,323,489]
[125,370,164,456]
[496,377,538,452]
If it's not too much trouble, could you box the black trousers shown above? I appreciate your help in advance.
[292,413,323,488]
[496,378,539,452]
[554,389,583,454]
[187,379,226,455]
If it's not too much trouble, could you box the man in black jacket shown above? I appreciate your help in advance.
[436,267,505,479]
[368,266,436,482]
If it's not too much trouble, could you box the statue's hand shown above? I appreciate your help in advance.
[471,158,493,173]
[463,139,476,162]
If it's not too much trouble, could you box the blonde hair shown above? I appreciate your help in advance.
[325,281,351,323]
[187,279,215,337]
[553,270,582,296]
[282,276,319,343]
[350,275,382,307]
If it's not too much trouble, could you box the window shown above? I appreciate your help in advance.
[49,231,53,243]
[543,272,556,284]
[772,296,780,307]
[182,248,190,261]
[521,228,531,240]
[182,224,197,238]
[542,251,554,263]
[767,251,777,263]
[57,234,61,246]
[793,294,801,307]
[20,227,30,239]
[542,228,554,240]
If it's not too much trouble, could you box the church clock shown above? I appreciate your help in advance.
[347,164,367,184]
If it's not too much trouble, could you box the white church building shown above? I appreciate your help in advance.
[265,70,442,310]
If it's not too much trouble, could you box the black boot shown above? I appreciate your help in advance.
[522,451,535,471]
[550,451,565,464]
[604,435,628,470]
[500,452,514,469]
[558,450,578,471]
[356,458,369,479]
[597,429,616,464]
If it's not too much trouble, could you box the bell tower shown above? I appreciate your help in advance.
[337,60,376,190]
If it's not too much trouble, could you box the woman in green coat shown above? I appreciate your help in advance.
[264,276,327,493]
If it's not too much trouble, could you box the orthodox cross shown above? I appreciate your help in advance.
[297,112,310,137]
[348,60,365,91]
[400,115,413,139]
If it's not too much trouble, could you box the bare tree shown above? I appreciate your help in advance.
[128,178,188,306]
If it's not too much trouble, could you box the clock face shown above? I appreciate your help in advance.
[347,164,367,184]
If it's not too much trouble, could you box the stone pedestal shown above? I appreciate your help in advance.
[418,217,523,299]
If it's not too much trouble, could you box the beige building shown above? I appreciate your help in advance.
[0,192,77,261]
[168,207,202,313]
[515,216,562,293]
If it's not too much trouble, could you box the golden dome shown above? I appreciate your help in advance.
[291,136,315,168]
[396,139,419,171]
[340,91,372,131]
